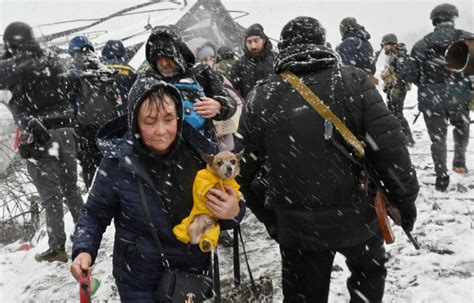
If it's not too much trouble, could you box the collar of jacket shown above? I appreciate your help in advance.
[274,43,340,74]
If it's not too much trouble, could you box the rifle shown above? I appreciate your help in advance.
[328,127,420,250]
[413,111,422,125]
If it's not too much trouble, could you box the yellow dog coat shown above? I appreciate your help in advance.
[173,165,241,252]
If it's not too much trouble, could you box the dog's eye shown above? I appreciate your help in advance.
[217,160,224,166]
[230,159,236,165]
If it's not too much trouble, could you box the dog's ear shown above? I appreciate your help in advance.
[235,149,245,161]
[201,152,214,164]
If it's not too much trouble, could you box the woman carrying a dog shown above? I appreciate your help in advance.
[69,77,245,302]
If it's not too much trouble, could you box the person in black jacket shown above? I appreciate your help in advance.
[70,78,245,301]
[336,17,377,82]
[142,26,235,141]
[236,17,419,303]
[229,23,275,99]
[406,3,472,191]
[101,39,137,112]
[0,22,84,262]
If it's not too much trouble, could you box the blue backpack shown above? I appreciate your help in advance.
[173,81,206,132]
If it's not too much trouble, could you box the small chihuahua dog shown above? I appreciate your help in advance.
[173,150,244,252]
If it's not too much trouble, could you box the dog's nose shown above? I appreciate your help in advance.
[226,166,233,173]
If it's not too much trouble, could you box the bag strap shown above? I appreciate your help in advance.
[237,227,260,298]
[137,178,170,268]
[280,70,366,158]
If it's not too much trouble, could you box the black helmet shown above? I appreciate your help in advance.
[430,3,459,25]
[3,21,35,50]
[381,33,398,46]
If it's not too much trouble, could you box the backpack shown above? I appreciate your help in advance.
[173,80,206,133]
[75,69,122,127]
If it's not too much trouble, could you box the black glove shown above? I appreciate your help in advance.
[398,202,417,232]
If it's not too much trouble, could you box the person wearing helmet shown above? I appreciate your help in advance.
[406,3,473,191]
[67,36,121,189]
[336,17,377,82]
[0,22,84,262]
[380,33,416,146]
[101,39,137,112]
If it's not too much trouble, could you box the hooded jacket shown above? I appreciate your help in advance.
[237,40,418,250]
[143,26,235,122]
[406,23,472,112]
[72,77,245,296]
[229,37,275,99]
[336,27,376,75]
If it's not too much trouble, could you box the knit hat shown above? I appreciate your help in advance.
[381,33,398,45]
[196,45,215,61]
[278,16,326,50]
[339,17,359,36]
[245,23,266,40]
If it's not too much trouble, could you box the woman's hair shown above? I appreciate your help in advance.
[140,87,178,117]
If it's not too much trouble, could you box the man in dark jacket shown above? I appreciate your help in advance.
[336,17,376,79]
[406,3,472,191]
[101,39,137,112]
[380,33,415,146]
[68,35,121,189]
[0,22,84,262]
[229,23,275,99]
[143,26,236,139]
[237,17,419,303]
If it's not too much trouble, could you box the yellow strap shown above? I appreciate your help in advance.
[280,70,366,158]
[106,64,137,74]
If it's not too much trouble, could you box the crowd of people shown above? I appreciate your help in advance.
[0,2,472,302]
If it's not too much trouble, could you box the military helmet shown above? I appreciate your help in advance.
[68,35,95,56]
[339,17,358,37]
[381,33,398,45]
[3,21,35,50]
[430,3,459,25]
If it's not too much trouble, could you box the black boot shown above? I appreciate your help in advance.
[435,175,450,192]
[35,246,68,263]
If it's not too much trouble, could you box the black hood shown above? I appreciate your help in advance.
[145,26,195,77]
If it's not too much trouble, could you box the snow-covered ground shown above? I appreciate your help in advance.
[0,85,473,302]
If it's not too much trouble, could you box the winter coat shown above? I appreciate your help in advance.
[173,165,241,252]
[143,27,236,122]
[228,40,275,99]
[237,43,419,251]
[102,57,137,113]
[0,44,73,129]
[336,27,376,75]
[406,23,472,113]
[72,77,245,296]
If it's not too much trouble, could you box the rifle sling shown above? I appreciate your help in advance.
[280,70,366,158]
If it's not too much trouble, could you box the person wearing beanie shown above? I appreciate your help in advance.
[215,46,237,78]
[380,33,416,147]
[228,23,275,99]
[406,3,472,191]
[237,16,419,302]
[1,22,84,263]
[336,17,377,78]
[143,26,236,141]
[70,78,245,301]
[101,39,137,112]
